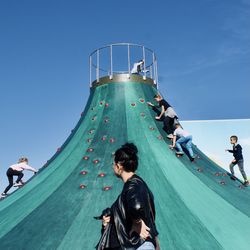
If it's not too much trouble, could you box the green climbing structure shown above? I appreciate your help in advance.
[0,73,249,250]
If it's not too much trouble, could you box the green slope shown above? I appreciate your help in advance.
[0,75,249,250]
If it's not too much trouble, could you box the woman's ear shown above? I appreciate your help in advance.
[116,163,123,174]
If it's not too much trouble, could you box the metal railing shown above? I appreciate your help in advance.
[89,43,158,87]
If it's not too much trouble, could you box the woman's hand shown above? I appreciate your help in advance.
[102,216,110,228]
[155,116,160,120]
[131,219,150,239]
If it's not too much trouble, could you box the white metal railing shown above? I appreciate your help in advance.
[89,43,159,87]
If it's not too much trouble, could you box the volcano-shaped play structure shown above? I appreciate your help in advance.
[0,43,249,250]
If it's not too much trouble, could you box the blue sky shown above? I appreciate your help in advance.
[0,0,250,191]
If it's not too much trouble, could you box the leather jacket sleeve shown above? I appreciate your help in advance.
[125,180,147,221]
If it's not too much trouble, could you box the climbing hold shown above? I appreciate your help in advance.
[214,172,220,176]
[109,138,115,143]
[131,103,136,107]
[101,136,107,141]
[139,99,145,103]
[89,129,95,134]
[238,185,245,189]
[149,127,155,131]
[100,101,103,105]
[87,148,94,152]
[197,155,201,159]
[98,173,106,177]
[103,186,112,191]
[220,181,226,185]
[157,135,163,140]
[57,148,61,152]
[140,112,145,117]
[105,103,109,107]
[104,119,109,123]
[80,170,88,175]
[83,156,89,160]
[93,159,99,164]
[197,168,203,172]
[222,173,227,177]
[87,138,92,143]
[79,184,86,189]
[91,117,96,121]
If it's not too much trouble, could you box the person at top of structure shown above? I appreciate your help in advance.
[226,135,249,186]
[131,60,144,74]
[96,143,160,250]
[169,123,195,161]
[147,93,178,139]
[1,157,38,197]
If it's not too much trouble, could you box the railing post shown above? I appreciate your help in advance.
[127,44,131,79]
[110,45,113,80]
[155,59,159,88]
[96,50,100,83]
[143,46,146,80]
[89,55,92,87]
[153,52,156,85]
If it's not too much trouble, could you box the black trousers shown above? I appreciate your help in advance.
[3,168,24,194]
[163,116,175,135]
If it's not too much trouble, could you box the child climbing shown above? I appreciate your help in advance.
[169,123,195,161]
[1,157,38,197]
[147,93,178,139]
[131,59,144,74]
[226,135,249,186]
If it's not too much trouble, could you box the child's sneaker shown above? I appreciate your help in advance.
[243,180,249,186]
[1,193,7,197]
[13,182,23,187]
[230,175,237,181]
[190,157,195,162]
[176,151,184,156]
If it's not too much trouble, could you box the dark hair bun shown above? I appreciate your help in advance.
[114,143,139,172]
[122,143,138,155]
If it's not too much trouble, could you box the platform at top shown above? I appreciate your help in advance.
[91,73,156,88]
[89,43,159,88]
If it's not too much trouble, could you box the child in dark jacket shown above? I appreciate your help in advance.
[226,135,249,186]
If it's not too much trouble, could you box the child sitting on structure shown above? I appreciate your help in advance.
[1,157,38,197]
[226,135,249,186]
[131,60,144,74]
[147,94,178,139]
[169,123,195,161]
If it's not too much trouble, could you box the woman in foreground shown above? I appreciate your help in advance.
[96,143,160,250]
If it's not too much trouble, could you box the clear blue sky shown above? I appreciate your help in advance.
[0,0,250,191]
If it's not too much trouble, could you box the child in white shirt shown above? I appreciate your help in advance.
[169,124,195,161]
[1,157,38,197]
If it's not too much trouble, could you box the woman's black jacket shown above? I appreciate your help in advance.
[96,174,158,250]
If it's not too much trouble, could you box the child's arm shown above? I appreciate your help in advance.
[169,135,177,149]
[156,105,165,119]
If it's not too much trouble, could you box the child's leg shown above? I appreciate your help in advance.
[16,171,24,183]
[3,169,14,194]
[237,160,247,181]
[176,137,186,153]
[185,136,194,158]
[163,116,172,134]
[229,162,236,176]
